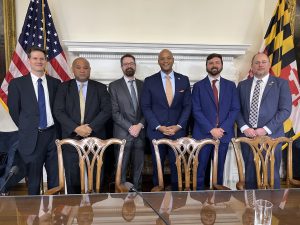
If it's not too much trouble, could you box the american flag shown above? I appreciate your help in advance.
[0,0,72,105]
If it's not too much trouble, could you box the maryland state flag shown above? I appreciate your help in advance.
[262,0,300,137]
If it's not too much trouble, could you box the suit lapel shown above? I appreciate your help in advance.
[24,75,39,111]
[121,78,135,111]
[204,76,216,107]
[71,80,81,122]
[45,76,54,108]
[135,79,143,101]
[135,79,143,110]
[245,78,253,114]
[85,80,95,120]
[261,76,275,103]
[218,77,225,108]
[155,73,169,106]
[172,73,180,106]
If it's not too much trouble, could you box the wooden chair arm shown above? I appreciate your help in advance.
[44,186,64,195]
[116,183,131,193]
[289,178,300,187]
[151,186,164,192]
[236,181,245,190]
[213,184,231,190]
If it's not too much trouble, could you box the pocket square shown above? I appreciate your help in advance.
[179,90,185,93]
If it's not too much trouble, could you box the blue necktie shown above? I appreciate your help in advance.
[38,78,47,129]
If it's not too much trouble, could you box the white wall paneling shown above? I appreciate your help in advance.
[64,41,250,85]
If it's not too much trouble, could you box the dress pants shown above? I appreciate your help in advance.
[197,142,229,190]
[151,144,178,191]
[116,138,144,191]
[25,127,58,195]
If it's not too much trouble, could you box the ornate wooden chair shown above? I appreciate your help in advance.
[152,137,224,191]
[45,137,127,194]
[231,135,300,190]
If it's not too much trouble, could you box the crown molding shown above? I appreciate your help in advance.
[63,41,250,58]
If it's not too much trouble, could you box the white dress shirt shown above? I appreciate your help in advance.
[30,73,54,128]
[123,75,138,99]
[208,74,221,99]
[240,74,272,134]
[76,80,88,100]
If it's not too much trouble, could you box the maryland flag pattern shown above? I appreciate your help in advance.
[263,0,300,134]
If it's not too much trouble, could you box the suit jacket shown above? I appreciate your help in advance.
[108,77,145,141]
[192,76,240,143]
[7,74,60,158]
[237,76,292,138]
[141,72,192,140]
[53,79,112,139]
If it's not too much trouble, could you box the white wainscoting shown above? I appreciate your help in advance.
[43,41,249,189]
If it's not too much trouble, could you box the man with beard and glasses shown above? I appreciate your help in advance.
[192,53,239,190]
[54,57,111,193]
[108,54,145,191]
[141,49,192,191]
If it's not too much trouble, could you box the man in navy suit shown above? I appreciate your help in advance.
[8,47,60,195]
[237,53,292,189]
[192,53,240,190]
[141,49,192,190]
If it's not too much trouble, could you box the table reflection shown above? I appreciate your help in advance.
[0,189,300,224]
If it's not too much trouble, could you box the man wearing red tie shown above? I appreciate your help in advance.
[192,53,240,190]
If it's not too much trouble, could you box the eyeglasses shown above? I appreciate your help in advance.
[122,62,136,67]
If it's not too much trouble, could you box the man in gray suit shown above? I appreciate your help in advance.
[108,54,145,191]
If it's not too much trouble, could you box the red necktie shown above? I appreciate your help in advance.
[212,79,219,126]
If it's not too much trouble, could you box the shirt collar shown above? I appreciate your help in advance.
[76,79,88,88]
[123,75,136,83]
[160,70,174,80]
[31,73,46,83]
[254,74,269,83]
[208,74,220,83]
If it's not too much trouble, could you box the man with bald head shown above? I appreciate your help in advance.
[54,57,111,193]
[237,53,292,189]
[141,49,192,190]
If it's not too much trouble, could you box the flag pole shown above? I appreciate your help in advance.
[41,0,47,49]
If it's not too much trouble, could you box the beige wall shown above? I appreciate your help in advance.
[15,0,278,78]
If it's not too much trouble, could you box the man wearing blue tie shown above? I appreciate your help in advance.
[237,53,292,189]
[8,47,61,195]
[192,53,240,190]
[141,49,192,190]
